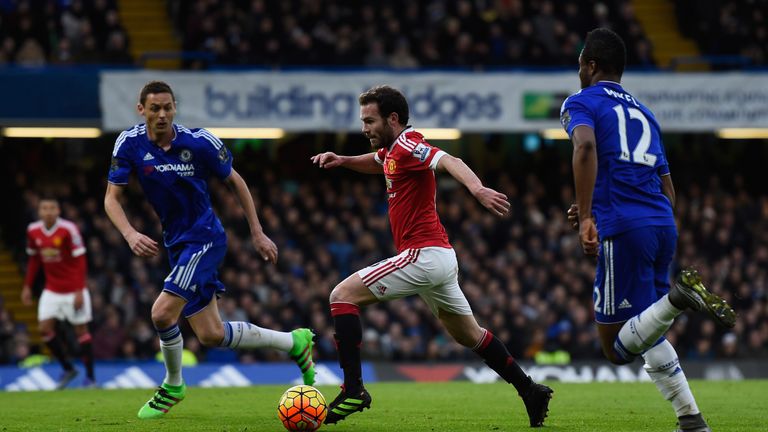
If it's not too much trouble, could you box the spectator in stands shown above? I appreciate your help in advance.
[674,0,767,68]
[14,37,45,66]
[0,0,131,66]
[93,305,126,359]
[169,0,654,69]
[0,307,18,364]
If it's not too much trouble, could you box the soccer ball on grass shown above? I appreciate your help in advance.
[277,384,327,431]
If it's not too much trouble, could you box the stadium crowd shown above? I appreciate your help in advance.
[674,0,768,67]
[169,0,655,69]
[171,0,767,69]
[0,0,132,66]
[1,138,766,365]
[2,0,766,69]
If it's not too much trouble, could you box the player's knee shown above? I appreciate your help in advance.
[329,284,348,304]
[38,319,55,334]
[150,305,176,329]
[40,329,55,342]
[152,296,185,328]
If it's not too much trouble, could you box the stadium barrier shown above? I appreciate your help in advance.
[1,361,761,391]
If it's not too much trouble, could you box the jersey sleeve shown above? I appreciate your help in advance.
[374,148,386,165]
[24,228,40,287]
[398,139,446,172]
[65,223,87,258]
[197,128,233,180]
[24,254,41,288]
[657,140,671,176]
[25,227,38,256]
[560,94,595,137]
[108,131,134,184]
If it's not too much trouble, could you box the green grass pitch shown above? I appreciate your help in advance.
[0,381,763,431]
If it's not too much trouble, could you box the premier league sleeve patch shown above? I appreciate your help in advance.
[412,143,432,163]
[218,147,230,163]
[560,109,571,130]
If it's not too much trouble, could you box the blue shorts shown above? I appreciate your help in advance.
[163,240,227,317]
[593,225,677,324]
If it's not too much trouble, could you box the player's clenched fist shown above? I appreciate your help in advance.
[567,204,579,230]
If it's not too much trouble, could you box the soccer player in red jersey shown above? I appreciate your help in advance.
[22,196,95,388]
[311,85,553,427]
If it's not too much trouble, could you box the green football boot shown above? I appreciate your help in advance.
[137,382,186,419]
[289,328,316,385]
[671,268,736,328]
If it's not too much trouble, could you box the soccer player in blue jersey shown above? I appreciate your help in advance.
[561,29,735,432]
[104,81,316,419]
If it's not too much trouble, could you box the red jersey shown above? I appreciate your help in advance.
[25,218,87,294]
[375,127,452,253]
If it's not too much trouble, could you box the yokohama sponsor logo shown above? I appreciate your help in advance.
[155,163,195,176]
[155,163,194,172]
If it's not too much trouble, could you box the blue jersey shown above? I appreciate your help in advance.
[108,123,233,247]
[560,81,675,238]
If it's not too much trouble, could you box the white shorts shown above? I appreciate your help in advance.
[357,247,472,316]
[38,289,92,325]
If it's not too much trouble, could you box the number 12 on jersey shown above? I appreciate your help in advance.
[612,104,657,167]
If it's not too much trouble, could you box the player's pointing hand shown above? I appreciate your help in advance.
[310,152,344,169]
[474,186,511,217]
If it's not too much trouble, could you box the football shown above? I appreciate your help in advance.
[277,385,328,431]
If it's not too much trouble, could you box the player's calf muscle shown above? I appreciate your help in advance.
[196,328,225,347]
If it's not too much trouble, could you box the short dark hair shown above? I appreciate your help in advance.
[139,81,175,106]
[582,28,626,77]
[358,85,409,125]
[38,194,58,204]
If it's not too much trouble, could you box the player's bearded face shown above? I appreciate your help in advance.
[139,92,176,136]
[360,103,394,149]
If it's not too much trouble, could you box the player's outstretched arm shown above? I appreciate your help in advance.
[224,168,278,263]
[310,152,382,174]
[436,154,510,217]
[571,125,599,256]
[104,183,159,257]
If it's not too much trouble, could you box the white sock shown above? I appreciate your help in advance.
[643,339,700,417]
[616,294,682,357]
[220,321,293,352]
[157,325,184,386]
